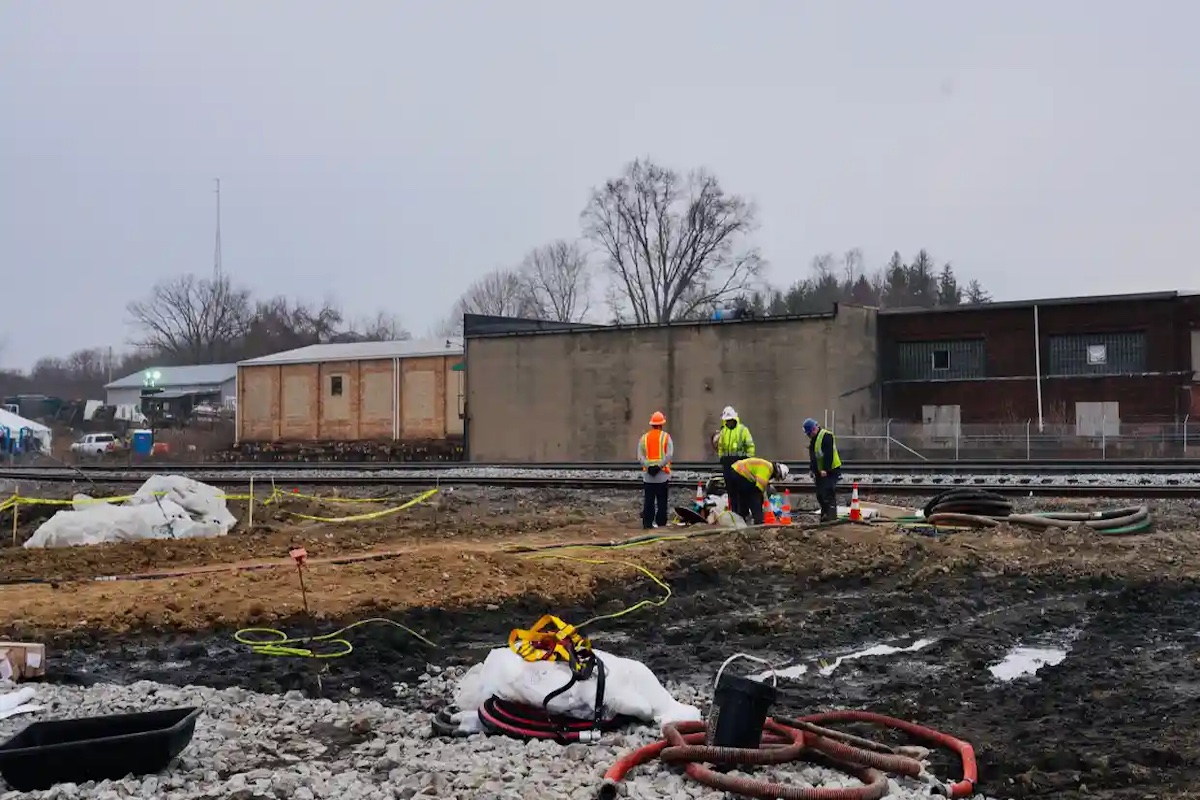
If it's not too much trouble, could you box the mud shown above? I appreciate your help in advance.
[4,485,1200,798]
[30,569,1200,799]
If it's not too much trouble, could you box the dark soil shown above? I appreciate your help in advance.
[34,567,1200,800]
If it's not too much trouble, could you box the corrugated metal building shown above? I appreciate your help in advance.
[879,291,1200,430]
[464,305,880,462]
[105,364,238,408]
[235,338,464,448]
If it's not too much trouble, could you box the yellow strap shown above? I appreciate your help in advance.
[507,614,591,664]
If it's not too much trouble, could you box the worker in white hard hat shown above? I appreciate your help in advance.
[712,406,755,518]
[729,458,790,525]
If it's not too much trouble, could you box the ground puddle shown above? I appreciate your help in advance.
[760,638,938,680]
[988,628,1081,681]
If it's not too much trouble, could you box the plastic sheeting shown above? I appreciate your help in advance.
[23,475,238,549]
[452,647,701,734]
[0,686,42,720]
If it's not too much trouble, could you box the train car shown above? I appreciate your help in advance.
[226,338,465,462]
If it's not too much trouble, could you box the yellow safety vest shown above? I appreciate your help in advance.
[717,424,755,458]
[814,429,842,472]
[733,457,774,492]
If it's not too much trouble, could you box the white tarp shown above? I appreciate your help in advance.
[451,647,701,734]
[0,408,51,453]
[0,686,42,720]
[23,475,237,549]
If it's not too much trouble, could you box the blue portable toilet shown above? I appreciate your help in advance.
[131,428,154,457]
[0,426,9,454]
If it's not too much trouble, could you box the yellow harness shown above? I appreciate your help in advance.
[508,614,594,671]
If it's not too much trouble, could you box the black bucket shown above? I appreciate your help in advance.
[705,671,777,749]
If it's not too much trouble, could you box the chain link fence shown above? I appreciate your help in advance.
[830,417,1200,461]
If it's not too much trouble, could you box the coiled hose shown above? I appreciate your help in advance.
[923,488,1012,528]
[598,713,977,800]
[1007,504,1152,534]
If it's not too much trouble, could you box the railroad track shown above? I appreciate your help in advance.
[0,470,1196,497]
[5,458,1200,475]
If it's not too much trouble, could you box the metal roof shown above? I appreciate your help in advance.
[879,291,1181,316]
[105,363,238,390]
[238,337,464,367]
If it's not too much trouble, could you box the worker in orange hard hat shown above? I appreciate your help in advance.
[637,411,674,529]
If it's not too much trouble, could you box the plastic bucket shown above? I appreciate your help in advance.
[705,654,778,750]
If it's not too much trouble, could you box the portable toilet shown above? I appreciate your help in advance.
[131,428,154,458]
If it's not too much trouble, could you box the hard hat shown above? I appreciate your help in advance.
[649,411,666,426]
[802,418,819,434]
[775,462,790,480]
[721,406,738,421]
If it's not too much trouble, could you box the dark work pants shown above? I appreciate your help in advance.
[728,472,764,524]
[642,481,669,528]
[719,456,742,516]
[814,473,840,521]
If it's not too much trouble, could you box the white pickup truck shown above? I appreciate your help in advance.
[69,433,121,458]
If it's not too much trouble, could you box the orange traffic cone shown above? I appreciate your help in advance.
[694,480,706,506]
[762,497,777,525]
[849,482,862,522]
[780,490,793,525]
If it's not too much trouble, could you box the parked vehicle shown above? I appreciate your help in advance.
[69,432,122,458]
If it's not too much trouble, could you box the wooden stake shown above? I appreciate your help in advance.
[11,492,18,547]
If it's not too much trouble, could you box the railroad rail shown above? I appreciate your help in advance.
[0,470,1196,498]
[5,458,1200,474]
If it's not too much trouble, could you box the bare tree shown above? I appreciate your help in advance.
[127,274,252,363]
[438,267,544,335]
[581,158,764,324]
[344,311,411,342]
[519,240,592,322]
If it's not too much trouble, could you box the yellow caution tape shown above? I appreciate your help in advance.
[276,488,438,522]
[268,489,395,504]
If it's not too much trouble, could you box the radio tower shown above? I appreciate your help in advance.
[213,178,223,280]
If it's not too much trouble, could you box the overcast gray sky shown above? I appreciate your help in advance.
[2,1,1197,369]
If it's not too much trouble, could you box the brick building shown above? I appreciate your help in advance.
[879,291,1200,432]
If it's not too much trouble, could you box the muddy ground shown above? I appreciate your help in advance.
[1,485,1198,798]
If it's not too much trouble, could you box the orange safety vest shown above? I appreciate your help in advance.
[641,429,672,473]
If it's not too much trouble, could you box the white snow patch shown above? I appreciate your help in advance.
[988,646,1068,680]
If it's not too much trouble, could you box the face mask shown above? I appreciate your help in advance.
[725,420,737,429]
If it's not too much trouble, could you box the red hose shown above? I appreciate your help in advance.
[599,714,977,800]
[477,697,633,742]
[790,711,978,798]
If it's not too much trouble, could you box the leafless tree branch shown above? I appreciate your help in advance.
[519,240,592,322]
[581,158,764,324]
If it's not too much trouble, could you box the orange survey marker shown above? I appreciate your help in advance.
[849,483,862,522]
[779,491,793,525]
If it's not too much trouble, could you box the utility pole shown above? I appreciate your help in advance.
[213,178,223,280]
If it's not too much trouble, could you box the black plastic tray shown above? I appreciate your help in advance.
[0,706,202,791]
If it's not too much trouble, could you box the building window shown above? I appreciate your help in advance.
[330,375,343,396]
[1086,344,1108,366]
[931,349,951,371]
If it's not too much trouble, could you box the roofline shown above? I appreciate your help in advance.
[879,291,1180,316]
[237,345,464,367]
[103,374,238,390]
[464,305,851,340]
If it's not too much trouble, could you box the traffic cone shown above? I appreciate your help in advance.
[694,480,706,507]
[780,490,793,525]
[762,497,777,525]
[849,483,862,522]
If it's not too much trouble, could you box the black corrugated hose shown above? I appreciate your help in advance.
[924,488,1013,525]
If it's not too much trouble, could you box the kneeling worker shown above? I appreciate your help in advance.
[638,411,674,529]
[803,418,842,522]
[729,457,790,525]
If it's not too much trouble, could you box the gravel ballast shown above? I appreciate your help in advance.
[0,676,1001,800]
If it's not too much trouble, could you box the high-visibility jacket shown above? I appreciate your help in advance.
[733,457,774,492]
[638,428,673,474]
[716,422,755,458]
[811,429,842,473]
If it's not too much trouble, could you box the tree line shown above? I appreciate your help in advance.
[0,275,407,401]
[440,157,992,330]
[2,155,993,402]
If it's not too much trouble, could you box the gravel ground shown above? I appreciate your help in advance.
[0,677,1001,800]
[5,466,1200,487]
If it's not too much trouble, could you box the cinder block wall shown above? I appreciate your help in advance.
[465,305,879,462]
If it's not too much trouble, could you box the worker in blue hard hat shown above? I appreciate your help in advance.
[803,418,842,522]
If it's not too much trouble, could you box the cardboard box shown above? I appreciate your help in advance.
[0,642,45,682]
